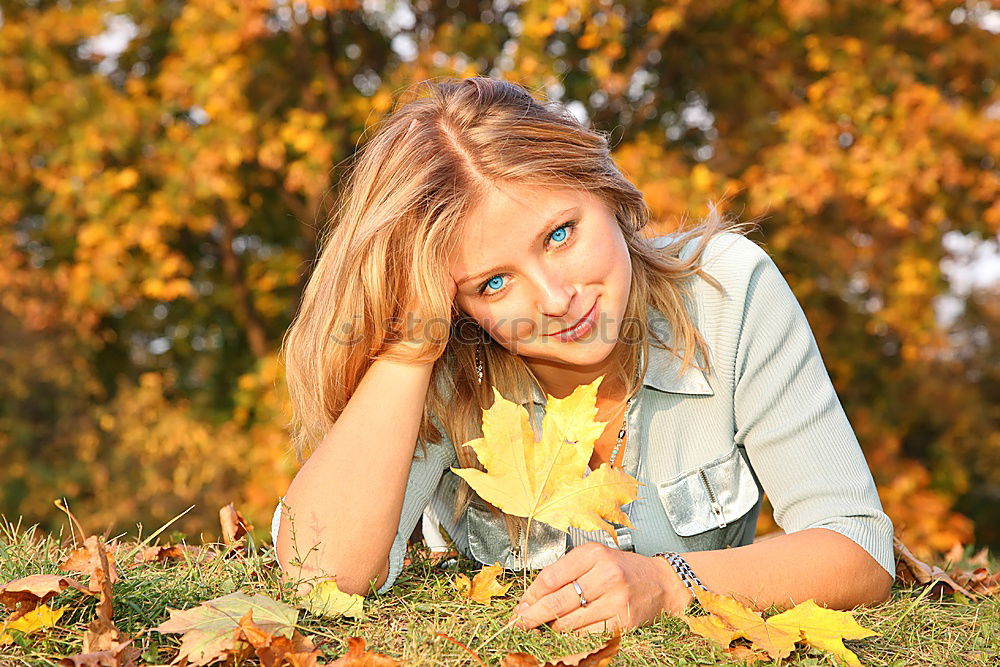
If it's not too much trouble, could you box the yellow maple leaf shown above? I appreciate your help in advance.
[0,604,65,645]
[454,563,513,605]
[299,579,364,620]
[766,599,878,667]
[450,376,639,544]
[685,590,799,660]
[686,589,878,666]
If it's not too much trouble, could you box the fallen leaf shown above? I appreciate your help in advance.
[766,599,878,667]
[299,579,365,619]
[686,589,877,667]
[234,609,322,667]
[219,502,254,551]
[451,378,639,543]
[454,563,513,605]
[500,633,621,666]
[76,537,124,653]
[0,604,64,645]
[60,536,120,594]
[152,591,299,666]
[58,639,141,666]
[951,567,1000,597]
[893,536,977,598]
[0,574,91,619]
[969,547,990,568]
[329,636,403,666]
[107,542,207,568]
[684,590,798,661]
[943,542,965,565]
[722,644,769,663]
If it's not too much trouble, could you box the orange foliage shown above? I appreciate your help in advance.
[0,0,996,555]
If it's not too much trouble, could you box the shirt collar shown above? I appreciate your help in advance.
[525,304,714,406]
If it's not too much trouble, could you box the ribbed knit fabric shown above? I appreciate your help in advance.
[271,232,894,594]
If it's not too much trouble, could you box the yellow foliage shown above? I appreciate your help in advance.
[0,605,64,645]
[454,563,513,605]
[299,580,364,619]
[451,377,639,542]
[686,590,877,666]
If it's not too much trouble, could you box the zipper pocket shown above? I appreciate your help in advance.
[698,468,728,529]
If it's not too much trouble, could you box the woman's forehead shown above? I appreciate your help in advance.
[449,183,595,277]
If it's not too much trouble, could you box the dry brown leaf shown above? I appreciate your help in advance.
[329,636,403,666]
[0,574,91,619]
[893,536,977,599]
[60,536,121,594]
[500,634,621,666]
[152,591,299,666]
[454,563,513,605]
[58,639,141,667]
[234,610,322,667]
[219,502,254,552]
[943,542,965,565]
[969,547,990,568]
[79,537,126,654]
[950,567,1000,597]
[107,542,206,568]
[686,589,877,667]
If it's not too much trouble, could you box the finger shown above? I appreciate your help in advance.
[514,580,589,630]
[519,542,608,607]
[546,600,617,634]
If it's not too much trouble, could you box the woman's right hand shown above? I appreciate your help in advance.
[379,278,459,363]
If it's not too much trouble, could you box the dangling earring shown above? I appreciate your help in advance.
[475,341,484,385]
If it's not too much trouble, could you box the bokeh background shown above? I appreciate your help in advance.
[1,0,997,558]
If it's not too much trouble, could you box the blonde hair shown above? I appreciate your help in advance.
[281,76,757,542]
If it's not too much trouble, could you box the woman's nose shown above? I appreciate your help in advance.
[533,266,575,318]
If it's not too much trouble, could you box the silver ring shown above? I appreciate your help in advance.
[572,579,588,607]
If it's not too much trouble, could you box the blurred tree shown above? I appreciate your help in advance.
[0,0,996,555]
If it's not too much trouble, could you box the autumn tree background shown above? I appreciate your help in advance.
[1,0,997,557]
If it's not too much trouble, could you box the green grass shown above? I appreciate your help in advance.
[1,519,997,666]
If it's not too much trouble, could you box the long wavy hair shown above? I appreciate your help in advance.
[281,76,757,548]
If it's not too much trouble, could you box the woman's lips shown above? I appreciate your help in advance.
[547,298,599,341]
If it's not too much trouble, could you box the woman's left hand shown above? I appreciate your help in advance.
[509,542,690,634]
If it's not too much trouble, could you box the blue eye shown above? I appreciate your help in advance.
[476,221,578,297]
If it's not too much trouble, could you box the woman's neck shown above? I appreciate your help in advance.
[525,343,631,403]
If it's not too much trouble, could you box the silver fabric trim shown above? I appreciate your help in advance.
[466,504,566,570]
[656,445,760,537]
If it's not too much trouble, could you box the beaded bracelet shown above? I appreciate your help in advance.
[654,551,710,599]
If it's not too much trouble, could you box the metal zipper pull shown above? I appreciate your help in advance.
[698,468,728,529]
[511,522,523,564]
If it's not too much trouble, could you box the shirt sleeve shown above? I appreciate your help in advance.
[727,236,895,577]
[376,419,456,594]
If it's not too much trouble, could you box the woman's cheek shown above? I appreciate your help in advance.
[512,317,535,342]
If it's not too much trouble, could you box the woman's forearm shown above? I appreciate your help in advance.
[276,356,435,596]
[667,528,893,612]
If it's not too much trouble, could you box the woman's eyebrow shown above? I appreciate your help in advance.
[457,206,579,286]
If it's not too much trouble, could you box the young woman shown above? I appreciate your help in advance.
[273,76,894,634]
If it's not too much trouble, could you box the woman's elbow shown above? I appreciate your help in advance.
[868,568,894,605]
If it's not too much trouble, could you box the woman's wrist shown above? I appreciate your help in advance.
[652,552,697,615]
[653,551,709,615]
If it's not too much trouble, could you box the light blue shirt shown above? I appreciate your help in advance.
[272,232,894,594]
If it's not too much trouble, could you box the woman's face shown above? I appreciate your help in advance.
[449,182,632,387]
